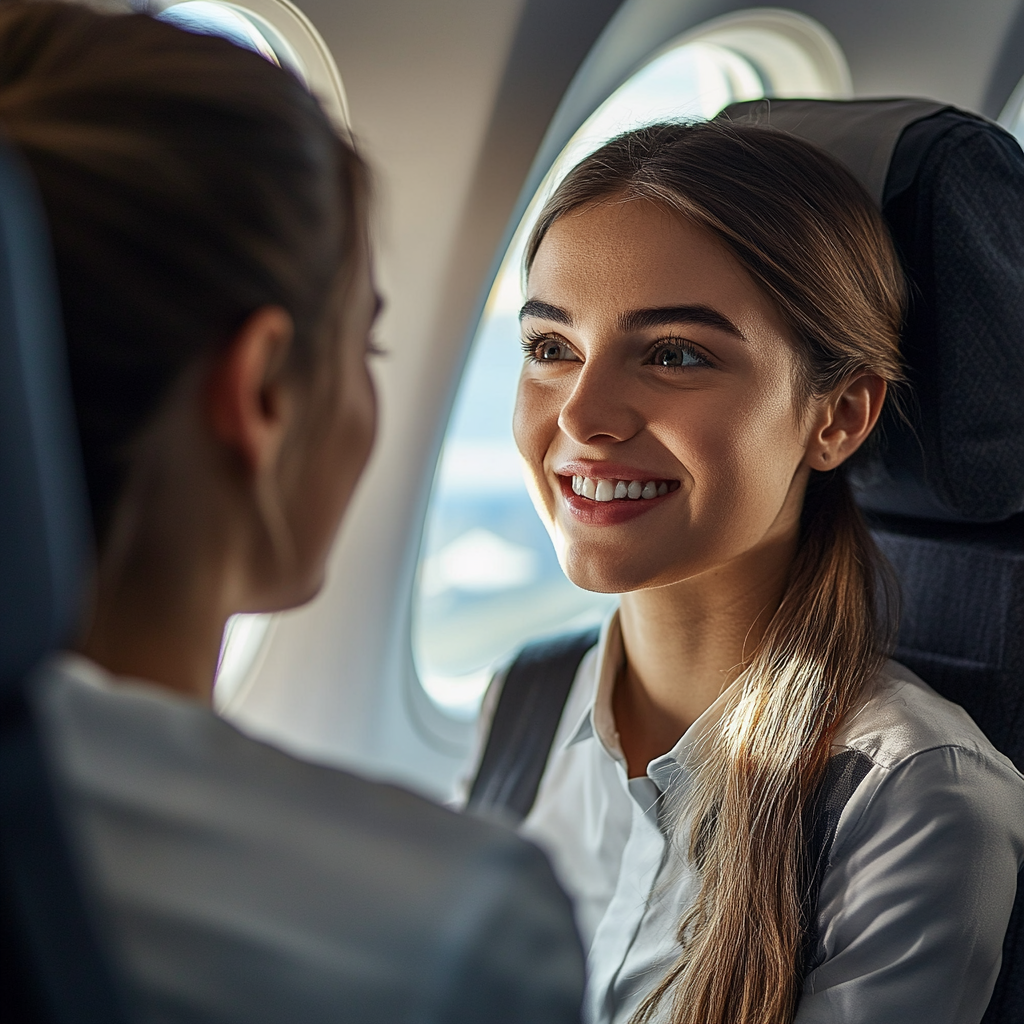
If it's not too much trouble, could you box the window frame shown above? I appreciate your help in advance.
[152,0,350,131]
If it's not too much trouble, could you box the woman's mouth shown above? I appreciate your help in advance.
[570,475,680,501]
[558,473,680,525]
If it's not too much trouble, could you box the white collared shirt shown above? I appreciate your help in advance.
[460,610,1024,1024]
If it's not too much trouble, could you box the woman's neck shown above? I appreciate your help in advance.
[76,411,255,705]
[80,528,234,704]
[614,533,797,777]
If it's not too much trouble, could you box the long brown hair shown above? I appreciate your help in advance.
[526,122,905,1024]
[0,1,367,544]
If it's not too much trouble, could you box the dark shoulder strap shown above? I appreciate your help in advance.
[467,628,600,824]
[800,748,874,976]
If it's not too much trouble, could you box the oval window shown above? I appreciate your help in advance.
[158,1,284,66]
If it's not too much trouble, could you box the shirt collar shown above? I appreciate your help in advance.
[647,681,739,792]
[564,609,625,756]
[563,608,743,793]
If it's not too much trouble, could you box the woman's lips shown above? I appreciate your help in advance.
[557,473,678,525]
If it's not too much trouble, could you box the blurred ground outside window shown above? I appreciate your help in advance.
[414,41,767,720]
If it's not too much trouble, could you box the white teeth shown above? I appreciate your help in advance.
[570,475,674,502]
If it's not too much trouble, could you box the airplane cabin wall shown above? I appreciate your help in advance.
[225,0,1024,798]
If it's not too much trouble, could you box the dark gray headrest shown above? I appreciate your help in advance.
[724,98,948,204]
[0,139,90,693]
[719,99,1024,523]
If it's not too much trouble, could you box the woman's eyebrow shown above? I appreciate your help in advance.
[519,299,573,325]
[618,305,747,341]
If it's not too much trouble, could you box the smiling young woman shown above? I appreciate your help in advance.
[481,121,1024,1024]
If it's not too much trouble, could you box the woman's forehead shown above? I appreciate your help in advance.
[526,200,782,336]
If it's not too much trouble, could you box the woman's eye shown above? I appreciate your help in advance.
[524,336,577,362]
[650,343,705,368]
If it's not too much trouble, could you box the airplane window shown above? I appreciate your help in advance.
[153,0,350,710]
[414,14,848,721]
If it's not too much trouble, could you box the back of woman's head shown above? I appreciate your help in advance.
[528,122,906,1024]
[0,1,365,543]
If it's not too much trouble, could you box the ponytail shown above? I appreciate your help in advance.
[633,468,897,1024]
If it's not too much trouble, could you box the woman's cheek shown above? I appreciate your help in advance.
[511,380,551,518]
[513,378,552,471]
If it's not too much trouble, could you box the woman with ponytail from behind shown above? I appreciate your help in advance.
[470,121,1024,1023]
[0,5,584,1022]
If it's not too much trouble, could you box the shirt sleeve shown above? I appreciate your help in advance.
[796,746,1024,1024]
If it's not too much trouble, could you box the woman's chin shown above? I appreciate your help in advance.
[560,544,708,595]
[560,554,648,596]
[288,573,327,609]
[247,568,327,614]
[564,575,622,596]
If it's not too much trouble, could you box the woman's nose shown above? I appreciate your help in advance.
[557,361,643,445]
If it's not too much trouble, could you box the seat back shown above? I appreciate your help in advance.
[721,97,1024,1023]
[0,137,127,1023]
[876,520,1024,1021]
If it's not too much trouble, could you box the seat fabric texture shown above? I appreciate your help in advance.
[873,518,1024,1022]
[0,134,125,1023]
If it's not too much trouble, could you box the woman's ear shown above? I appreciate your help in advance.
[205,306,296,474]
[805,373,887,471]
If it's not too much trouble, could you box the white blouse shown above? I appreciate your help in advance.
[460,610,1024,1024]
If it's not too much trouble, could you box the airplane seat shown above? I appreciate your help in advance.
[0,138,127,1022]
[721,97,1024,1023]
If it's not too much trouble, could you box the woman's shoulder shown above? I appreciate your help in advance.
[805,659,1024,1022]
[34,656,584,1022]
[35,653,532,871]
[833,657,1021,780]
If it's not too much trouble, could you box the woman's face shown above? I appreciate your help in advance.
[514,197,818,594]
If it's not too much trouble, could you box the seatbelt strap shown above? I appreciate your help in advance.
[800,748,873,973]
[467,627,599,824]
